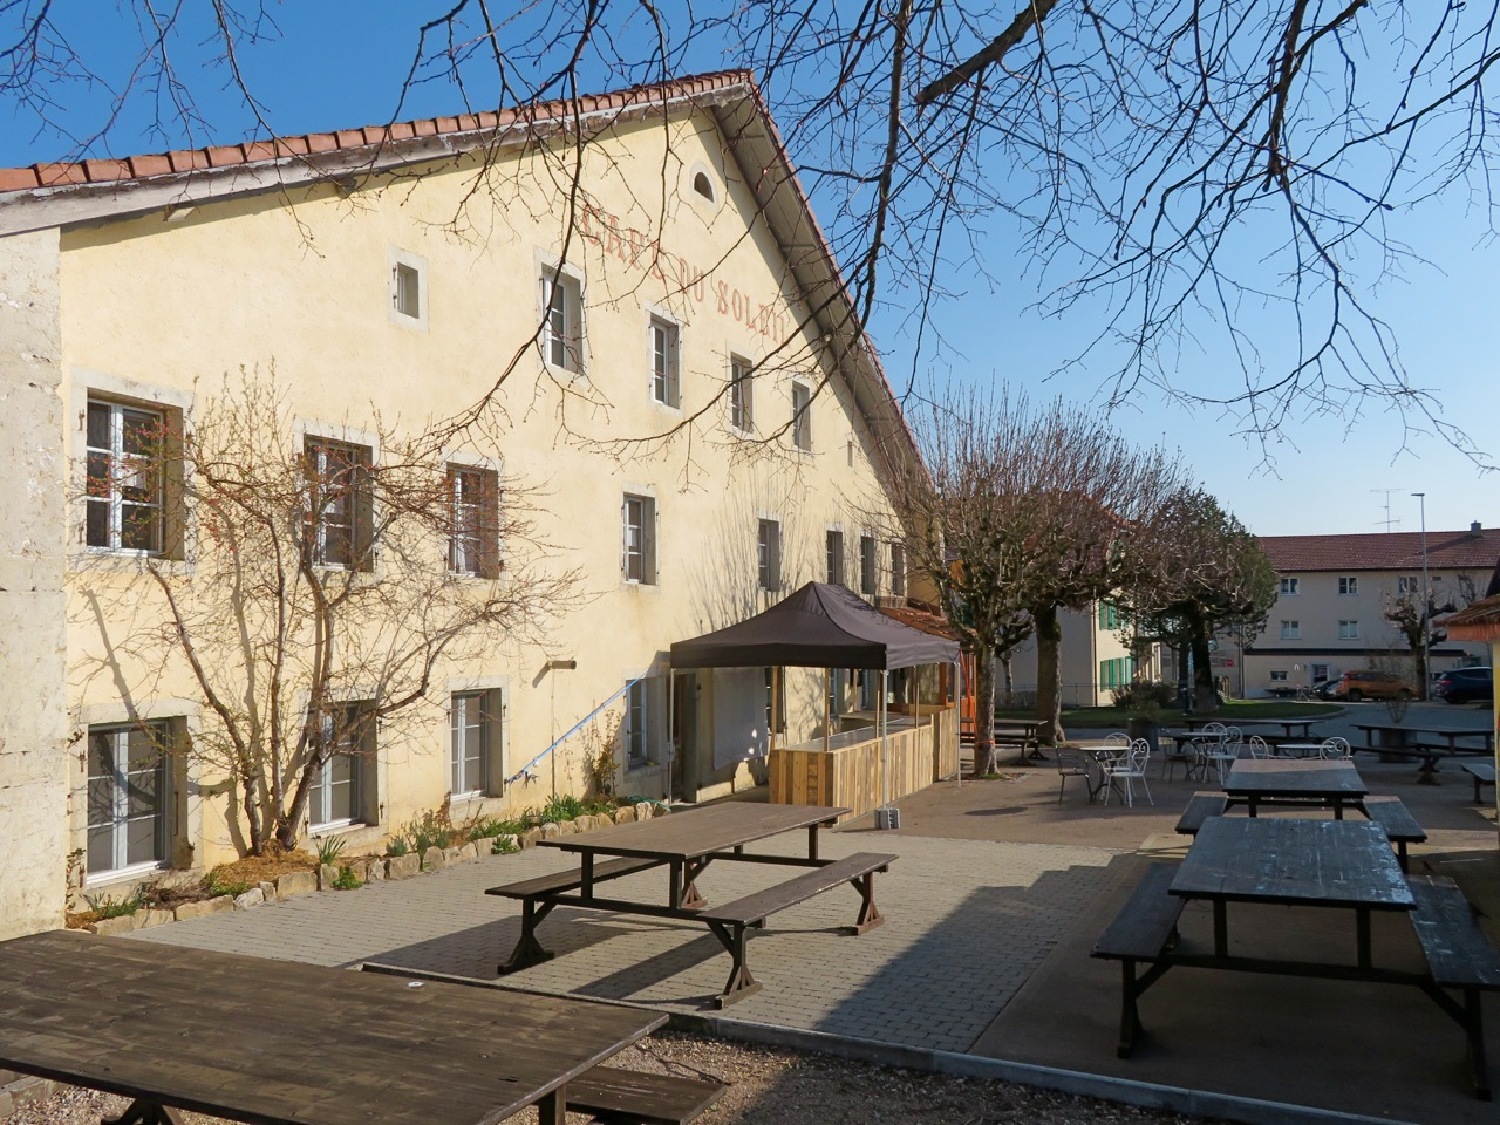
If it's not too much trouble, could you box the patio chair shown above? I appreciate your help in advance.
[1102,738,1154,807]
[1055,750,1097,804]
[1319,736,1352,760]
[1247,735,1271,758]
[1159,735,1199,782]
[1204,729,1242,784]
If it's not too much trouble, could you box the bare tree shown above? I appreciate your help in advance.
[1384,573,1479,691]
[71,368,578,855]
[4,3,1499,456]
[889,387,1181,764]
[1117,489,1277,710]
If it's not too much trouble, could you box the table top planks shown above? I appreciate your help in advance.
[1225,758,1367,800]
[540,802,848,861]
[0,931,665,1125]
[1170,818,1415,910]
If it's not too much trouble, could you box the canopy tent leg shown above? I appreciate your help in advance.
[824,667,831,753]
[667,669,675,803]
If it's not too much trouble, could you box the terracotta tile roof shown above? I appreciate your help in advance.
[1442,593,1500,641]
[878,603,961,642]
[1258,529,1500,573]
[0,70,755,193]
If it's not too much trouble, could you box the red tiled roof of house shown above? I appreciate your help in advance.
[879,603,962,642]
[1258,528,1500,573]
[0,70,755,192]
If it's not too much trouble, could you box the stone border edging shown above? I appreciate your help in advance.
[353,964,1410,1125]
[86,801,671,934]
[671,1015,1414,1125]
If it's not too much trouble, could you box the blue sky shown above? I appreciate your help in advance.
[3,1,1495,540]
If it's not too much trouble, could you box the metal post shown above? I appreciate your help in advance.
[823,667,831,753]
[667,669,675,803]
[1412,492,1430,699]
[879,669,889,815]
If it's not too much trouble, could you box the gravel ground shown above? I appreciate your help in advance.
[3,1033,1207,1124]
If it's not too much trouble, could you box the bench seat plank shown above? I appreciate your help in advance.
[1362,797,1427,842]
[1409,876,1500,990]
[486,856,661,899]
[1174,793,1228,836]
[698,853,896,925]
[567,1065,726,1124]
[1093,862,1185,960]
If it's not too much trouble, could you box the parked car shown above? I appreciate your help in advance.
[1313,679,1341,701]
[1333,669,1414,702]
[1433,667,1493,705]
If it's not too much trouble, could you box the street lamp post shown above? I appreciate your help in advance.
[1412,492,1429,700]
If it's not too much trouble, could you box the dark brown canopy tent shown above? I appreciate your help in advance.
[670,583,960,824]
[669,581,959,670]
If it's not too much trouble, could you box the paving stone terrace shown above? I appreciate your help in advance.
[129,831,1120,1054]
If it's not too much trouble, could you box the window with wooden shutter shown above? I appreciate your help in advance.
[305,438,374,572]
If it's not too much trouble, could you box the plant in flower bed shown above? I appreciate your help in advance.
[331,865,362,890]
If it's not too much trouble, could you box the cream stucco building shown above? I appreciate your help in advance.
[0,72,931,936]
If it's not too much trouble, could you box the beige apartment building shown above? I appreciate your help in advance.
[1216,527,1500,696]
[0,72,929,937]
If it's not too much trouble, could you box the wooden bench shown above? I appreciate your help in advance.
[1361,797,1427,872]
[1174,793,1228,835]
[695,852,896,1007]
[566,1065,726,1123]
[1463,762,1496,804]
[1407,875,1500,1099]
[487,856,664,972]
[1091,862,1186,1057]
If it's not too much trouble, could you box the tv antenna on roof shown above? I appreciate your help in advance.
[1372,489,1403,532]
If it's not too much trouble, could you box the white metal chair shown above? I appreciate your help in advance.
[1102,738,1154,807]
[1247,734,1271,759]
[1320,736,1352,760]
[1205,727,1242,784]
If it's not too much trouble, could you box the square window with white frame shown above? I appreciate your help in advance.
[307,703,374,831]
[1280,620,1301,640]
[890,541,906,597]
[305,437,373,571]
[447,464,501,578]
[757,518,782,592]
[1397,575,1422,595]
[791,381,812,452]
[1338,576,1358,595]
[1280,577,1300,595]
[1338,619,1360,639]
[859,533,877,596]
[729,357,754,432]
[825,529,845,586]
[87,722,170,878]
[541,268,584,373]
[626,678,654,767]
[1269,670,1289,682]
[650,317,680,407]
[86,398,171,555]
[450,691,501,797]
[622,494,657,584]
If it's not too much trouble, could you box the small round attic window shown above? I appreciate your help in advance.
[691,170,716,203]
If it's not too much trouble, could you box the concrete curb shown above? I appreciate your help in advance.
[668,1015,1415,1125]
[356,964,1410,1125]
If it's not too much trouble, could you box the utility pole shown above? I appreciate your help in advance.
[1412,492,1430,700]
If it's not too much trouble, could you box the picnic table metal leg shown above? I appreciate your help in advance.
[498,899,556,974]
[1464,989,1492,1100]
[1213,900,1228,958]
[679,858,708,909]
[1117,959,1142,1058]
[103,1102,184,1125]
[1356,907,1372,969]
[808,825,820,861]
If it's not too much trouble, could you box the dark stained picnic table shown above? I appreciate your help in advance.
[1224,757,1368,818]
[541,801,847,909]
[0,930,666,1125]
[1170,817,1414,967]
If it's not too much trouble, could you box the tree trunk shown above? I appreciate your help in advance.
[1035,604,1065,746]
[1189,614,1217,712]
[972,644,998,777]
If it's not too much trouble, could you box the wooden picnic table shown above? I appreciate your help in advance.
[1224,758,1368,818]
[1170,817,1413,967]
[492,802,894,1007]
[1350,723,1495,783]
[1233,718,1323,739]
[0,930,670,1125]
